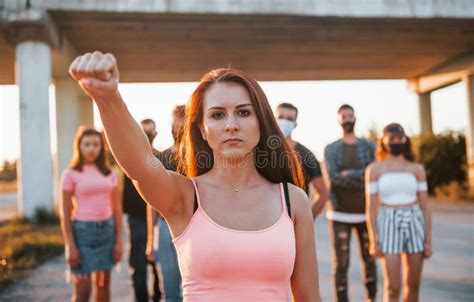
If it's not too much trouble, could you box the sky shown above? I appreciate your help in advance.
[0,79,467,164]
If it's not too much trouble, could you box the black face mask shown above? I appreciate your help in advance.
[342,121,355,133]
[389,143,406,156]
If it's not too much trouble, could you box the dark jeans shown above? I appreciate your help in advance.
[329,220,377,302]
[128,215,161,302]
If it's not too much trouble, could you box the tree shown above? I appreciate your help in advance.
[417,131,466,194]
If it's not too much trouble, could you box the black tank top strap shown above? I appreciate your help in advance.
[193,190,198,213]
[191,179,201,214]
[283,182,291,217]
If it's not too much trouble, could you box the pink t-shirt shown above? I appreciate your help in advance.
[61,164,117,221]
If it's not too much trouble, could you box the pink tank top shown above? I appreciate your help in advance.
[60,164,117,221]
[173,180,296,302]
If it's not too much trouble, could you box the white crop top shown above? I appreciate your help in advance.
[368,172,427,206]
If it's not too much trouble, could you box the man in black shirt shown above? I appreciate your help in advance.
[275,102,328,219]
[123,118,161,302]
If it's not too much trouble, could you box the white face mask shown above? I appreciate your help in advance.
[277,118,296,138]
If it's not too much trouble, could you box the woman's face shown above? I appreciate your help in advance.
[79,134,102,163]
[382,134,407,150]
[200,82,260,161]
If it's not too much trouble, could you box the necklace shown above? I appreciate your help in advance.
[234,186,239,193]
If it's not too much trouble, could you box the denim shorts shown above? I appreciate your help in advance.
[71,217,116,274]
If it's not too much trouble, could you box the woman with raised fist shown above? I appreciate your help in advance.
[69,51,320,302]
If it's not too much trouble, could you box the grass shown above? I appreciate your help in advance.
[0,213,64,289]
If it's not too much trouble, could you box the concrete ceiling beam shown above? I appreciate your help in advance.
[408,52,474,94]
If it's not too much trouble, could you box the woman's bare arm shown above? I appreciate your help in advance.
[59,190,81,268]
[365,163,382,257]
[59,190,76,249]
[111,186,123,262]
[146,204,159,261]
[415,164,433,258]
[69,51,192,220]
[289,185,320,302]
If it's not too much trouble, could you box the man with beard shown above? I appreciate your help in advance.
[324,104,377,302]
[122,118,161,302]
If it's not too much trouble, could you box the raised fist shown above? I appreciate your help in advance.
[69,51,119,102]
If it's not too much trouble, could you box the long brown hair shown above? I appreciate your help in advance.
[376,135,416,162]
[69,126,112,175]
[178,68,304,188]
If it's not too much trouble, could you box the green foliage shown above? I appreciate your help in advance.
[33,208,59,225]
[0,160,17,182]
[416,131,466,194]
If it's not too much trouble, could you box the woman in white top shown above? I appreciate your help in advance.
[365,123,432,302]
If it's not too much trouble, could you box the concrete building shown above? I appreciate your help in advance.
[0,0,473,217]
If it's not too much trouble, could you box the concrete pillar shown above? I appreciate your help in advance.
[55,77,93,179]
[79,95,94,126]
[465,74,474,194]
[418,92,433,134]
[16,41,54,218]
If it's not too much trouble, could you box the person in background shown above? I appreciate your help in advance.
[365,123,432,302]
[122,118,162,302]
[324,104,377,302]
[275,102,328,219]
[59,126,122,302]
[146,105,186,301]
[69,51,320,301]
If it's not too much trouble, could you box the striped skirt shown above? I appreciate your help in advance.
[377,204,426,254]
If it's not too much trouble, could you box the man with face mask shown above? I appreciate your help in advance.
[324,104,377,302]
[123,118,162,302]
[276,103,328,219]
